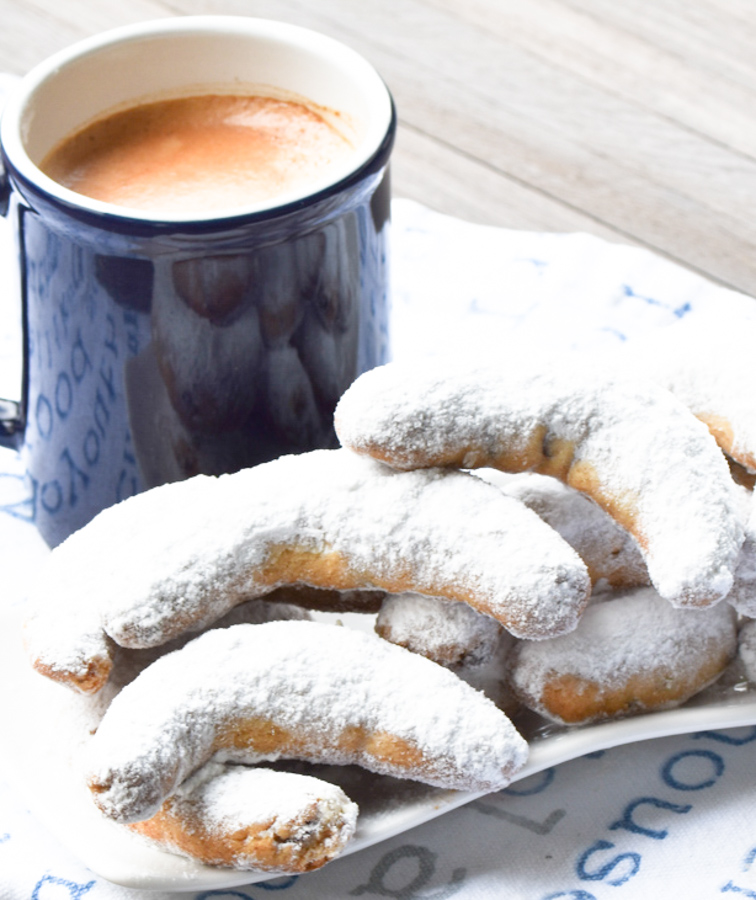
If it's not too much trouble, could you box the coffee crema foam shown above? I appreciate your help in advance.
[40,94,355,214]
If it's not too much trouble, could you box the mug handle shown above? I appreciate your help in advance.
[0,398,22,448]
[0,73,25,450]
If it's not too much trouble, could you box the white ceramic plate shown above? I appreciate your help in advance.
[2,590,756,893]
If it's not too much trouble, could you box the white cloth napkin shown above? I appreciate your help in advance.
[2,199,756,900]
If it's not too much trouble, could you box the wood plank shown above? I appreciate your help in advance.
[0,0,86,73]
[392,124,633,240]
[289,0,756,223]
[0,0,175,71]
[23,0,173,33]
[420,0,756,160]
[559,0,756,90]
[158,0,339,34]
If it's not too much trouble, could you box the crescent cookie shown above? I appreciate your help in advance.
[25,448,591,695]
[476,471,649,589]
[129,761,358,873]
[507,586,738,725]
[334,360,744,609]
[84,620,529,823]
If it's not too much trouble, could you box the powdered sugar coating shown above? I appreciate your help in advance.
[509,586,738,724]
[375,592,505,667]
[25,448,591,694]
[476,471,649,589]
[131,761,358,872]
[335,360,743,608]
[174,763,352,835]
[84,620,529,823]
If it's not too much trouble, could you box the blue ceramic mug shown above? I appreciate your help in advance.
[0,17,395,547]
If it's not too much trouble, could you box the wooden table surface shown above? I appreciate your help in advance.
[2,0,756,297]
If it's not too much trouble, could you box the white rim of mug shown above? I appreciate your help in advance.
[0,16,394,224]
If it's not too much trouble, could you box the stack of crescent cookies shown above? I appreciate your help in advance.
[22,312,756,875]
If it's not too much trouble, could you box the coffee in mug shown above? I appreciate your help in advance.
[40,93,356,214]
[0,17,395,547]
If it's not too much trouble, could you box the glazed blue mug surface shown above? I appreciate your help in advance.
[0,17,395,547]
